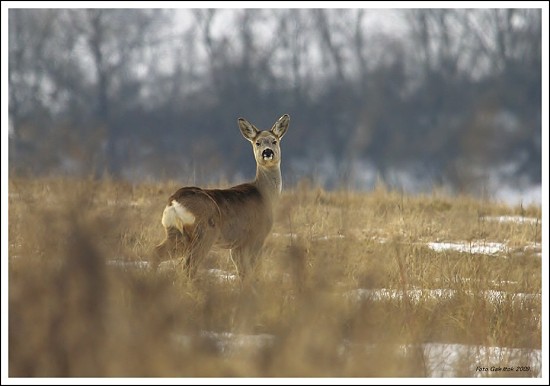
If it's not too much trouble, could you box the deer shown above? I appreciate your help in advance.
[153,114,290,279]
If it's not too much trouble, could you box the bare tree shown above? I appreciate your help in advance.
[9,8,541,192]
[312,9,346,83]
[71,9,162,176]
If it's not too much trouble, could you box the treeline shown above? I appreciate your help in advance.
[8,8,541,192]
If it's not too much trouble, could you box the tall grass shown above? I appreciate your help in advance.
[7,177,542,377]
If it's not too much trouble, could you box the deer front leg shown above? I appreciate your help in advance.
[230,243,263,281]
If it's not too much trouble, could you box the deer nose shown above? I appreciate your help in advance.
[262,149,274,159]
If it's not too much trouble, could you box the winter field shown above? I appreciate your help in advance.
[7,177,543,378]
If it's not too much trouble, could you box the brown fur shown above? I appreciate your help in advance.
[154,115,290,279]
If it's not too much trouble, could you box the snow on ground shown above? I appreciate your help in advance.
[483,215,540,225]
[427,239,542,257]
[522,242,542,258]
[349,288,455,303]
[171,331,276,355]
[105,259,540,306]
[422,342,541,377]
[106,249,541,378]
[271,232,345,241]
[199,331,275,354]
[347,288,540,304]
[271,232,298,239]
[107,260,239,281]
[171,331,541,377]
[205,268,238,281]
[106,259,150,269]
[427,241,507,255]
[274,225,539,258]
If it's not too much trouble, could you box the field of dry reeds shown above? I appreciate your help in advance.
[7,177,542,378]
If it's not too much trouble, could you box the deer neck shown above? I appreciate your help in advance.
[254,163,282,203]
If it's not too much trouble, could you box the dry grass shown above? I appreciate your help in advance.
[7,177,542,377]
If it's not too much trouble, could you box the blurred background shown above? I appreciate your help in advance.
[7,8,542,204]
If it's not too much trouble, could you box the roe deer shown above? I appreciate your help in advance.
[154,114,290,279]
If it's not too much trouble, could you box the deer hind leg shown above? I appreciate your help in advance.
[183,220,219,278]
[152,227,189,271]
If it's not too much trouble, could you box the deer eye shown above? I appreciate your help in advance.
[272,140,277,145]
[256,142,261,146]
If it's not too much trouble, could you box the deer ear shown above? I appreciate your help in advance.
[271,114,289,139]
[238,118,259,141]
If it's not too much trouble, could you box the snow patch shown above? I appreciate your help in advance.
[171,331,541,377]
[107,259,150,269]
[205,269,238,281]
[271,232,298,239]
[347,288,540,304]
[314,234,345,241]
[271,232,345,241]
[427,241,507,255]
[422,343,541,377]
[483,216,540,225]
[172,331,275,354]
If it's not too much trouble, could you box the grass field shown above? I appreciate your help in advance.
[7,177,542,377]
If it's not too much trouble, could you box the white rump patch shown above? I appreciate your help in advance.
[161,200,195,232]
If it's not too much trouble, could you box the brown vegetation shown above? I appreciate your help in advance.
[8,177,541,377]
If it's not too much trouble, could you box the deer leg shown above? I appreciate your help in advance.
[230,243,263,281]
[183,221,218,278]
[152,227,187,271]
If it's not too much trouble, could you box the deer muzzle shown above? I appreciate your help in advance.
[262,149,274,160]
